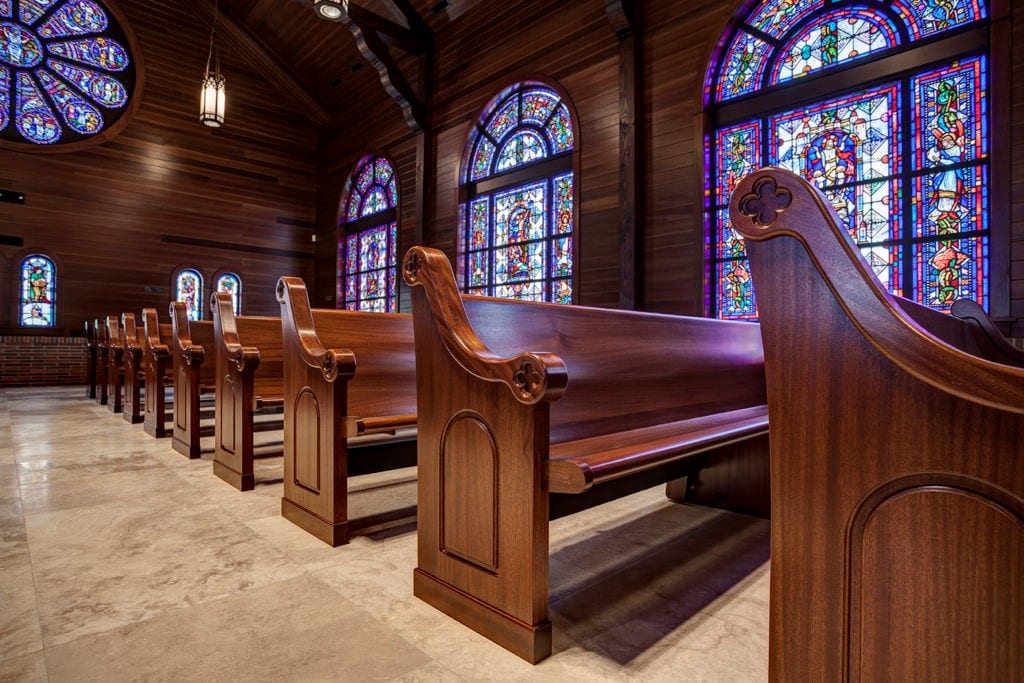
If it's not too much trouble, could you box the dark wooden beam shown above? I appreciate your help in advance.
[182,0,330,126]
[340,3,433,133]
[606,0,642,310]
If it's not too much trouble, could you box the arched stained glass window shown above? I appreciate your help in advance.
[216,272,241,315]
[0,0,135,146]
[459,81,576,304]
[175,268,203,321]
[338,155,398,312]
[706,0,989,319]
[19,253,55,327]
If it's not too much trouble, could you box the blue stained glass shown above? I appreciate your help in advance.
[915,236,987,310]
[216,273,241,316]
[20,254,56,327]
[0,22,44,66]
[545,103,573,152]
[748,0,823,39]
[913,166,986,239]
[339,156,398,313]
[360,187,388,217]
[553,279,572,304]
[467,251,488,287]
[911,56,987,169]
[37,0,107,38]
[891,0,986,40]
[15,72,59,143]
[715,120,761,205]
[374,157,392,184]
[716,258,757,320]
[486,97,518,141]
[355,161,374,191]
[176,270,203,322]
[495,241,544,284]
[47,36,127,71]
[36,68,101,134]
[387,176,397,205]
[521,89,557,126]
[469,197,488,250]
[716,31,771,101]
[470,137,495,180]
[494,182,546,246]
[496,130,547,171]
[0,1,10,18]
[772,8,899,85]
[0,66,8,131]
[552,173,573,234]
[495,281,545,302]
[551,236,572,278]
[19,0,59,26]
[48,58,125,106]
[716,210,746,261]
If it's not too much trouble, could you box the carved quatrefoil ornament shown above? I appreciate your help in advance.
[739,176,792,228]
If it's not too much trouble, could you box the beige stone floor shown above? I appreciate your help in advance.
[0,385,770,682]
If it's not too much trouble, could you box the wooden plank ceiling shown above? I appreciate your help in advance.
[199,0,486,125]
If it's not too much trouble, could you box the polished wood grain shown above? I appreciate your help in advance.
[211,293,285,491]
[105,315,125,414]
[403,246,769,663]
[276,276,417,545]
[142,309,175,438]
[169,303,216,459]
[94,318,109,406]
[730,167,1024,682]
[85,320,98,400]
[120,312,147,424]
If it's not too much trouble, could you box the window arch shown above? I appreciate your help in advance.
[0,0,138,147]
[19,253,56,327]
[706,0,989,319]
[174,268,203,321]
[338,154,398,313]
[458,81,577,304]
[215,272,242,315]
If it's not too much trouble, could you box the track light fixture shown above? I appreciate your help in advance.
[314,0,349,22]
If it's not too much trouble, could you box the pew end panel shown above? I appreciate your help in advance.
[211,293,285,491]
[730,167,1024,681]
[85,320,98,400]
[276,277,418,546]
[121,312,146,424]
[105,315,125,414]
[403,246,769,663]
[95,317,110,405]
[142,308,174,438]
[170,302,215,459]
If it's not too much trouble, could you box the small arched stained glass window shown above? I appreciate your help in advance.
[216,272,241,315]
[459,82,576,304]
[175,268,203,321]
[19,253,56,327]
[706,0,988,319]
[0,0,136,146]
[338,155,399,313]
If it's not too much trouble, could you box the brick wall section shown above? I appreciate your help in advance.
[0,336,88,386]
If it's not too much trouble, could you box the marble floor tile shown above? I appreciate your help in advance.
[24,491,306,647]
[0,448,14,466]
[0,463,20,503]
[0,651,47,683]
[43,574,432,682]
[0,498,29,569]
[18,464,192,516]
[0,563,44,661]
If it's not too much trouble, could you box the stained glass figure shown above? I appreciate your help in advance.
[216,272,242,316]
[19,254,55,327]
[339,156,399,312]
[706,0,988,317]
[175,269,203,322]
[0,0,133,146]
[461,83,576,303]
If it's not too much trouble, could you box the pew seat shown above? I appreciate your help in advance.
[730,167,1024,681]
[403,246,770,663]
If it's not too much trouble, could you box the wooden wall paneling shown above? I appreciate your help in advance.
[0,0,317,332]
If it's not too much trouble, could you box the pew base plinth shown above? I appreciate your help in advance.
[281,497,350,547]
[122,412,144,425]
[144,420,169,438]
[172,436,202,459]
[213,459,254,491]
[413,568,552,664]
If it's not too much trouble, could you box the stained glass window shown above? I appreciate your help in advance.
[216,272,241,316]
[338,155,398,312]
[706,0,989,318]
[460,82,576,303]
[19,254,55,327]
[0,0,135,146]
[175,269,203,322]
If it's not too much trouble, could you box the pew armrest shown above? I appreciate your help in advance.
[212,292,262,372]
[276,277,356,382]
[402,246,567,405]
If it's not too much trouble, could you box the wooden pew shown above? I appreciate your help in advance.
[729,167,1024,681]
[121,312,146,424]
[142,308,175,438]
[210,292,285,491]
[170,302,216,459]
[95,317,109,406]
[402,246,770,663]
[105,315,125,414]
[85,320,98,399]
[276,276,417,546]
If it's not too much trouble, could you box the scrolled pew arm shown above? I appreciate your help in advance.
[170,302,206,367]
[276,277,356,383]
[402,246,567,405]
[211,292,261,373]
[730,167,1024,415]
